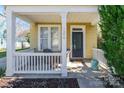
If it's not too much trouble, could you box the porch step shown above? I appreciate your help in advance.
[70,58,91,62]
[13,72,85,79]
[13,74,62,78]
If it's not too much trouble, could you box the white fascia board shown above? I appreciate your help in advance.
[6,6,98,13]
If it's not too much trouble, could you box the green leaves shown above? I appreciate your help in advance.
[99,5,124,76]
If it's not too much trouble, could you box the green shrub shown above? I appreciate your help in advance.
[98,5,124,76]
[0,68,5,78]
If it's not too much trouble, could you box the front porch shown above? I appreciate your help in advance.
[6,6,98,76]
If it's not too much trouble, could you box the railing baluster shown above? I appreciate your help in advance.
[55,56,57,69]
[57,56,59,69]
[49,56,51,71]
[20,56,22,71]
[27,56,28,71]
[60,56,62,71]
[19,56,21,71]
[37,56,38,71]
[24,56,25,71]
[14,56,16,71]
[46,56,47,71]
[43,55,44,71]
[39,56,41,71]
[48,56,50,71]
[29,56,30,71]
[31,55,33,71]
[15,56,17,71]
[53,56,55,70]
[33,56,35,71]
[35,56,36,71]
[25,56,27,71]
[22,56,24,71]
[51,56,53,70]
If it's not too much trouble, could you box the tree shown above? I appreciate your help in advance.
[0,7,6,48]
[0,29,6,45]
[3,29,6,39]
[99,5,124,75]
[25,32,31,44]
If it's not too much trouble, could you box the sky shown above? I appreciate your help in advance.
[0,5,4,15]
[0,5,30,48]
[0,5,30,31]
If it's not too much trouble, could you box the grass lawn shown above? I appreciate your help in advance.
[0,48,30,58]
[0,51,6,58]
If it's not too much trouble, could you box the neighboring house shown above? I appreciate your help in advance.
[16,30,30,49]
[6,5,99,76]
[0,14,6,49]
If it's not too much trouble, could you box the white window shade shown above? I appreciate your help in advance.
[40,27,48,50]
[51,27,59,51]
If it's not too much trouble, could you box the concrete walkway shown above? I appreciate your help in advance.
[0,57,6,68]
[76,69,105,88]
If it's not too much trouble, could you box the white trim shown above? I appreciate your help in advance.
[70,25,86,58]
[7,6,98,13]
[14,52,61,56]
[38,24,61,51]
[14,71,61,74]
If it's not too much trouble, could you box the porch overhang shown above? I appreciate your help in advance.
[16,12,99,25]
[7,5,99,25]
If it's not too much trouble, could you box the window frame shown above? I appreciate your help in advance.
[38,24,61,51]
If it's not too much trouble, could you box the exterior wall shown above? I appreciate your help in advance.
[86,24,97,58]
[30,23,38,49]
[67,23,97,58]
[30,23,97,58]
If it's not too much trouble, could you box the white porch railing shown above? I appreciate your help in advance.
[93,48,109,69]
[13,53,62,74]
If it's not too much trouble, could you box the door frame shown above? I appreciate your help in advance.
[70,25,86,58]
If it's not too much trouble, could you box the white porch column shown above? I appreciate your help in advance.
[6,9,16,76]
[61,12,68,77]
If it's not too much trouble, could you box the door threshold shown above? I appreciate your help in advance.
[70,57,84,61]
[70,57,91,62]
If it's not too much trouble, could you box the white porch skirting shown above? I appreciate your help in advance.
[13,53,62,74]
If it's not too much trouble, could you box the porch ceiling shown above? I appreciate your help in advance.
[17,12,99,24]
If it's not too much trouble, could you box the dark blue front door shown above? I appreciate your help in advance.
[72,32,83,57]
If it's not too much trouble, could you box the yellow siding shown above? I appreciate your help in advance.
[30,23,38,48]
[86,24,97,58]
[30,23,97,58]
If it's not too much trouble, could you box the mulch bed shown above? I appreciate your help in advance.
[0,78,79,88]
